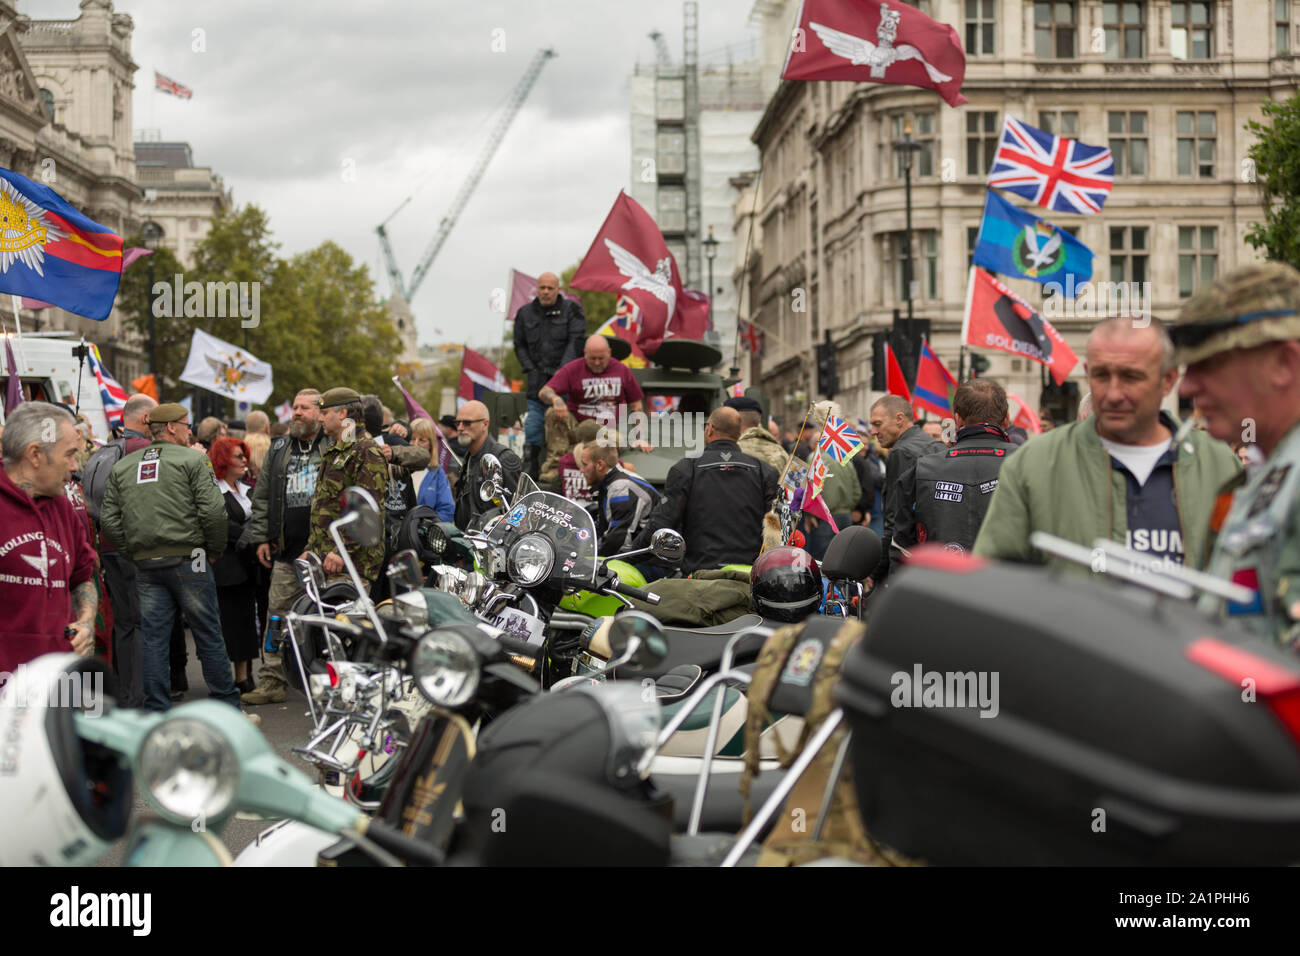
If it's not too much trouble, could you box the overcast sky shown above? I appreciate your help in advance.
[23,0,763,350]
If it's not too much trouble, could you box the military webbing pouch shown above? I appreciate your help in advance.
[738,616,917,867]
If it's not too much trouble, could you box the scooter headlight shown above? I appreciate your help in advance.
[410,628,480,707]
[394,589,429,627]
[508,534,554,586]
[137,718,239,825]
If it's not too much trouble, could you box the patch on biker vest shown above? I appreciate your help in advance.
[1248,464,1292,517]
[933,480,963,503]
[978,479,998,495]
[783,638,825,687]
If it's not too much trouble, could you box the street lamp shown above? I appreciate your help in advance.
[140,220,163,399]
[702,225,719,330]
[892,120,921,327]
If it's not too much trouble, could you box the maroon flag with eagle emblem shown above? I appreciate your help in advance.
[570,191,710,356]
[782,0,968,107]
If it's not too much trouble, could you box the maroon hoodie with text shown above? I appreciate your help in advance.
[0,464,96,674]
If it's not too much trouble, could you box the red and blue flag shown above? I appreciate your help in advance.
[912,341,958,419]
[987,117,1114,215]
[458,347,507,405]
[0,167,125,320]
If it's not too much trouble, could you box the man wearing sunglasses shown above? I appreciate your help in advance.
[1174,261,1300,648]
[452,400,522,530]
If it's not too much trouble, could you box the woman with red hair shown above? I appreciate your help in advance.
[209,436,259,691]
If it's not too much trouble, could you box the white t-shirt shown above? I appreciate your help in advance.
[218,479,252,518]
[1099,437,1172,487]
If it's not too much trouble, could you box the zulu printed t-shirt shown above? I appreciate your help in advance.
[544,358,644,424]
[556,451,594,506]
[282,438,321,558]
[1101,437,1184,567]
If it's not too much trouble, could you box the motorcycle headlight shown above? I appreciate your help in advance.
[410,628,480,707]
[462,571,488,608]
[137,718,240,825]
[394,589,429,627]
[507,534,554,586]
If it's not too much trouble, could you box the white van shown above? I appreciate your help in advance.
[0,332,113,442]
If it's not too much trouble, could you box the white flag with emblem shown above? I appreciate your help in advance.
[179,328,274,403]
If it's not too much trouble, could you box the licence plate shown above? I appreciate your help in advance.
[487,607,546,647]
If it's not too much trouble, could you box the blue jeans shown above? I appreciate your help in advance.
[137,562,239,712]
[525,398,546,447]
[802,512,853,561]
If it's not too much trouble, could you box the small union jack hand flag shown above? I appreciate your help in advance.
[807,450,828,500]
[818,413,865,464]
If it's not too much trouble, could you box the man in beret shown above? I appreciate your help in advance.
[728,395,788,474]
[303,387,389,587]
[1175,261,1300,649]
[100,403,239,712]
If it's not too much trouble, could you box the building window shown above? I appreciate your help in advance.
[39,89,55,121]
[1171,1,1214,60]
[966,111,1000,176]
[1035,1,1077,58]
[1103,1,1146,58]
[965,0,996,55]
[1037,110,1079,137]
[658,187,686,232]
[1178,226,1217,296]
[1109,226,1149,284]
[1278,0,1292,55]
[967,225,980,265]
[885,113,935,179]
[883,230,938,302]
[1108,111,1148,176]
[1176,111,1216,177]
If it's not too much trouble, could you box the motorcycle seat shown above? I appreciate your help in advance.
[618,615,771,680]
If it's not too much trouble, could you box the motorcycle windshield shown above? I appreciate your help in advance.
[488,491,598,587]
[512,473,541,503]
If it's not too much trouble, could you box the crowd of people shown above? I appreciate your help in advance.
[4,260,1300,714]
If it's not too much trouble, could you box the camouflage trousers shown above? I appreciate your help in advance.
[254,560,304,687]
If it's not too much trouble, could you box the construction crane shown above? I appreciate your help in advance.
[377,47,556,304]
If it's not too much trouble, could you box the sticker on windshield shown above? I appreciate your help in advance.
[506,504,528,527]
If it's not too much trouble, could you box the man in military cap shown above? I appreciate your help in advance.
[303,387,389,586]
[727,395,788,474]
[1174,261,1300,649]
[100,403,240,712]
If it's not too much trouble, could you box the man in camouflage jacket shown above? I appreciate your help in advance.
[304,387,389,586]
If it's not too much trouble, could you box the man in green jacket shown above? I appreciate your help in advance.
[101,403,238,712]
[974,317,1240,572]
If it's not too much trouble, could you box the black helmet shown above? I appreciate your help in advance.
[751,546,822,622]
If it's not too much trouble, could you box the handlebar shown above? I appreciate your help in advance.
[494,633,540,659]
[612,579,660,605]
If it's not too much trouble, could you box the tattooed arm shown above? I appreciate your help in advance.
[68,579,97,656]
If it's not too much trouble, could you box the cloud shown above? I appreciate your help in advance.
[21,0,761,349]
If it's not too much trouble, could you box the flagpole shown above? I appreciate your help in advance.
[9,295,25,374]
[730,166,762,379]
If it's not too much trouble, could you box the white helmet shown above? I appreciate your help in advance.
[0,653,131,866]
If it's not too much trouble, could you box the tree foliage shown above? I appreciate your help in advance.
[1245,94,1300,270]
[118,204,404,410]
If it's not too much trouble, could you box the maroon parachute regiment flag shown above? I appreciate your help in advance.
[962,267,1078,386]
[570,191,710,357]
[782,0,968,108]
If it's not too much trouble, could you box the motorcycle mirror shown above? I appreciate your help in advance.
[479,454,503,483]
[607,611,668,671]
[479,481,500,503]
[340,487,383,548]
[649,528,686,564]
[386,549,423,594]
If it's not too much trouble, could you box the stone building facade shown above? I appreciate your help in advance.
[742,0,1300,427]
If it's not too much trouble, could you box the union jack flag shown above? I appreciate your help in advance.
[818,413,864,465]
[87,344,128,428]
[987,116,1113,215]
[738,318,765,356]
[807,449,828,501]
[154,71,193,100]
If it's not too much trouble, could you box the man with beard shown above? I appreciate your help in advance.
[453,399,523,530]
[241,388,325,705]
[974,317,1239,572]
[513,272,586,479]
